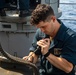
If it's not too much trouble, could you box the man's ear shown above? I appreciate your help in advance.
[51,16,56,22]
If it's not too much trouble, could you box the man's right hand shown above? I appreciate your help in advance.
[23,52,38,63]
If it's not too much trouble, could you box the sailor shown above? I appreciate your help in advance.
[19,0,30,17]
[23,4,76,75]
[0,0,30,17]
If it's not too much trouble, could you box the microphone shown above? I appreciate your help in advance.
[34,35,50,55]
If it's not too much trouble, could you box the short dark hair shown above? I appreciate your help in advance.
[30,4,55,25]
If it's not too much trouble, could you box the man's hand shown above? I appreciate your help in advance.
[37,38,50,55]
[23,52,38,63]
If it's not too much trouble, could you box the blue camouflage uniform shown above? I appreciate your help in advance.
[29,19,76,75]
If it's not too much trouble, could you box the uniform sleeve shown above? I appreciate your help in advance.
[29,29,39,51]
[29,29,44,55]
[61,34,76,65]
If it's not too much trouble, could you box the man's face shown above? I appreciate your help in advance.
[36,19,55,36]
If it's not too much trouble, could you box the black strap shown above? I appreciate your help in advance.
[44,51,50,57]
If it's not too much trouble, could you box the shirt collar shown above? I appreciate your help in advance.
[54,19,68,41]
[49,19,68,49]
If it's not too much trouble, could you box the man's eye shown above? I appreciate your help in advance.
[42,27,45,28]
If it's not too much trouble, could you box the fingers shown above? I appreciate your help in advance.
[27,56,34,63]
[37,38,50,55]
[37,38,50,47]
[23,56,28,60]
[23,56,34,63]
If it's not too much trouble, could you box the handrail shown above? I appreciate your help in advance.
[60,18,76,21]
[60,3,76,5]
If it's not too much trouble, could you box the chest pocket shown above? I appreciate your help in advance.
[49,40,64,56]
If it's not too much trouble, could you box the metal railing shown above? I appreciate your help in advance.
[60,3,76,5]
